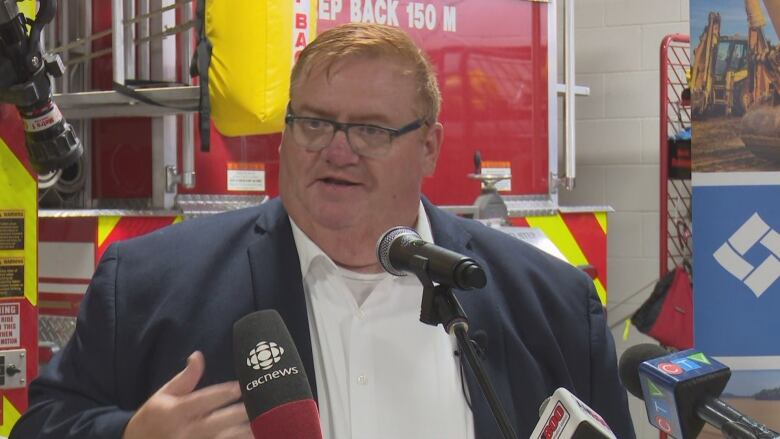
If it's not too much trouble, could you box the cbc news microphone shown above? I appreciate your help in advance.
[233,310,323,439]
[619,344,780,439]
[376,226,487,289]
[529,387,616,439]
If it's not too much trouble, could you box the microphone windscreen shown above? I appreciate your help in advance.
[376,226,419,276]
[618,343,669,399]
[233,310,322,438]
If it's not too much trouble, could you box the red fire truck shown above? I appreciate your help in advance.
[0,0,606,429]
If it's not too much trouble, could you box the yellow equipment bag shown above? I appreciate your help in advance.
[191,0,317,147]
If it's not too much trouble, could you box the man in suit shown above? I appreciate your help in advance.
[12,23,635,439]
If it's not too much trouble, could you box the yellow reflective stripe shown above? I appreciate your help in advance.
[594,278,607,305]
[525,214,589,267]
[0,140,37,306]
[594,211,607,234]
[623,319,632,341]
[98,216,121,247]
[526,213,608,304]
[0,396,22,435]
[19,0,36,19]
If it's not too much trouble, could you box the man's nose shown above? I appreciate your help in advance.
[323,129,360,166]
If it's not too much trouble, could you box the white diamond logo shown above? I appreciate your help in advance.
[713,213,780,298]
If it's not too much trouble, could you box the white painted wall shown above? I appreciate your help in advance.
[559,1,690,437]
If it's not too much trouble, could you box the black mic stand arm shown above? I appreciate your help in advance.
[408,255,518,439]
[697,398,780,439]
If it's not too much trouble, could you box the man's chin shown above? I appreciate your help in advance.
[309,209,362,231]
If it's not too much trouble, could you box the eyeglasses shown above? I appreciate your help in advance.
[284,103,427,158]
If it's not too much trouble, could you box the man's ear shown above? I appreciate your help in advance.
[421,122,443,176]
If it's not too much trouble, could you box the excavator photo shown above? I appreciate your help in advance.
[691,12,749,118]
[691,0,780,162]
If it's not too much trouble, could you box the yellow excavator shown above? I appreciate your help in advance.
[691,12,750,117]
[692,0,780,162]
[739,0,780,162]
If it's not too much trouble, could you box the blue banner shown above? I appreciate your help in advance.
[693,184,780,357]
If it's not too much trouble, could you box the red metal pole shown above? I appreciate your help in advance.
[659,33,690,278]
[658,33,690,439]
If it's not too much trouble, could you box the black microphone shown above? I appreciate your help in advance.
[233,310,323,439]
[376,226,487,290]
[619,344,779,439]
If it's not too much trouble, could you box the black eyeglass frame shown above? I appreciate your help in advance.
[284,102,428,155]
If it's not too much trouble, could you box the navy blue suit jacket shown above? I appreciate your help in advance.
[12,198,635,438]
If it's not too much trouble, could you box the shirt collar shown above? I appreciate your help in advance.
[290,201,434,278]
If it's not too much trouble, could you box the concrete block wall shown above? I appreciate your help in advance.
[558,0,689,437]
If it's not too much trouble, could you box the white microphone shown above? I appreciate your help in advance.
[529,388,616,439]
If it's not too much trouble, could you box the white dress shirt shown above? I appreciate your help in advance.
[290,203,475,439]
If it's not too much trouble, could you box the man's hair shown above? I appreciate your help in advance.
[290,23,441,122]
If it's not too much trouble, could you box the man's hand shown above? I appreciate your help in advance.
[123,351,252,439]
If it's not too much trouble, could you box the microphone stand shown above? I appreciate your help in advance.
[408,256,518,439]
[697,398,780,439]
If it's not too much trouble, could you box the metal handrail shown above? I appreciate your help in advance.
[562,0,576,190]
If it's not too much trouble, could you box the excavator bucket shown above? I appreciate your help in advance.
[740,105,780,162]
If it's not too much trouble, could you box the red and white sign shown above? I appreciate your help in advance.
[0,302,21,348]
[293,0,313,62]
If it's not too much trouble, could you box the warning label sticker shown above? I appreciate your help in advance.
[0,257,24,297]
[0,210,24,250]
[227,162,266,192]
[0,303,20,348]
[481,161,512,192]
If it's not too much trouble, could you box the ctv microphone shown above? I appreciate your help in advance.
[233,310,323,439]
[619,344,780,439]
[376,226,487,290]
[529,387,616,439]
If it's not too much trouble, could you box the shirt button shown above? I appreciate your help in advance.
[356,309,365,319]
[357,374,368,385]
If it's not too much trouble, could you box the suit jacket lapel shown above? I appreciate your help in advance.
[423,198,516,439]
[246,198,318,401]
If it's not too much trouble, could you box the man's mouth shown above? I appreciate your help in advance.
[321,177,359,186]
